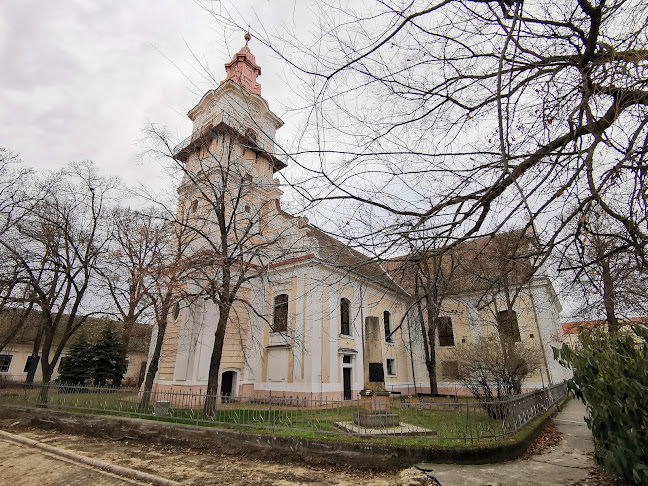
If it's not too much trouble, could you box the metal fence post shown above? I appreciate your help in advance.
[466,400,474,445]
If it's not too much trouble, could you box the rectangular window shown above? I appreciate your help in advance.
[497,310,521,342]
[342,355,351,364]
[272,294,289,333]
[23,355,39,373]
[384,311,392,343]
[438,316,455,347]
[386,358,396,376]
[0,354,13,373]
[441,360,459,379]
[340,298,351,336]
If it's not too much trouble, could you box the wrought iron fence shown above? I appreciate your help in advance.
[0,381,567,443]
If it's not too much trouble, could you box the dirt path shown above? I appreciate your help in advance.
[0,436,145,485]
[3,427,399,485]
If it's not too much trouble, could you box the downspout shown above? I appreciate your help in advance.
[360,283,365,394]
[406,307,417,395]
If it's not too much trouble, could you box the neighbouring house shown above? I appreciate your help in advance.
[0,311,152,386]
[149,36,569,400]
[562,317,648,347]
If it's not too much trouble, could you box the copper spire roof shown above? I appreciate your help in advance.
[221,33,262,96]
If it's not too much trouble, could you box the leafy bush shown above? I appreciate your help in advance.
[555,327,648,484]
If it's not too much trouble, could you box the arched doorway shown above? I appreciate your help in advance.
[220,370,237,397]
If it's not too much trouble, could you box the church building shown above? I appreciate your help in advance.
[149,36,568,400]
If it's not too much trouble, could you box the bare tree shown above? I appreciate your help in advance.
[0,162,115,394]
[388,244,460,394]
[100,207,163,384]
[557,209,648,332]
[455,334,543,403]
[207,0,648,286]
[139,210,193,409]
[0,149,38,356]
[0,147,33,236]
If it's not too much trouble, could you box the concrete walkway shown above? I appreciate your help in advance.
[403,399,596,486]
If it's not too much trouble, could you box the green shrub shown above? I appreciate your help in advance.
[555,327,648,485]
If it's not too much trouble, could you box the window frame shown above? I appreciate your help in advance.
[172,302,181,321]
[0,354,13,373]
[340,298,351,336]
[384,310,393,343]
[272,293,289,333]
[441,360,459,379]
[497,309,522,342]
[23,355,39,373]
[438,316,455,347]
[385,358,396,376]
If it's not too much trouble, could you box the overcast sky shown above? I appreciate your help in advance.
[0,1,305,195]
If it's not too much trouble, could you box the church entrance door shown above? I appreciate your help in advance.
[221,371,235,396]
[343,368,352,400]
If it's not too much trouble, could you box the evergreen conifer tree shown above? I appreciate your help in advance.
[91,327,127,387]
[56,334,92,385]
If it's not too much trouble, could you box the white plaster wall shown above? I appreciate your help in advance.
[530,280,571,384]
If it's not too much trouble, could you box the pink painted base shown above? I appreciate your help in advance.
[149,383,360,403]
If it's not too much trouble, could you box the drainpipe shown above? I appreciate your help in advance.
[360,283,365,396]
[406,309,417,395]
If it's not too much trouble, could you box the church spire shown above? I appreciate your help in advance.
[221,33,262,96]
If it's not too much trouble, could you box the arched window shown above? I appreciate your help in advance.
[384,311,392,342]
[272,294,288,333]
[171,302,180,321]
[340,298,351,336]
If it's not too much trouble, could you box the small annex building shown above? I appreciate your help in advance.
[149,37,569,400]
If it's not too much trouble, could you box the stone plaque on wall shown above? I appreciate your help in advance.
[369,362,384,383]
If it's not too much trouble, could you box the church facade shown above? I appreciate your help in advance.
[149,38,568,400]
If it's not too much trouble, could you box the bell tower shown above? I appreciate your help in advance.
[173,34,286,195]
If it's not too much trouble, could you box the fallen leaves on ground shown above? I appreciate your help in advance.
[521,421,562,459]
[571,467,624,486]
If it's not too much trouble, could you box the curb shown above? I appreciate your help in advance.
[0,429,180,486]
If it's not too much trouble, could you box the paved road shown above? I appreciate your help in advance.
[0,437,143,486]
[419,399,595,486]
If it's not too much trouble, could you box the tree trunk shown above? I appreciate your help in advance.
[115,317,135,388]
[139,320,167,410]
[601,258,620,333]
[37,366,54,407]
[426,319,438,395]
[204,304,230,416]
[25,320,44,384]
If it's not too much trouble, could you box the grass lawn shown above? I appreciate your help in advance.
[0,386,525,447]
